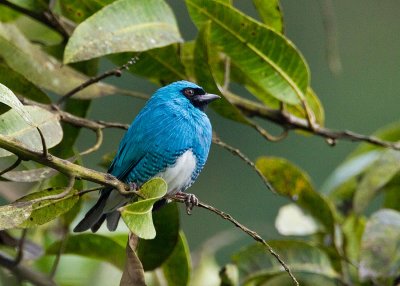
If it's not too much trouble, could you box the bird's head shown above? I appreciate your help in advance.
[155,81,220,111]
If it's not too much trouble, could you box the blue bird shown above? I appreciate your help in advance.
[74,81,219,232]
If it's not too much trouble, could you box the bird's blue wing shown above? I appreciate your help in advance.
[107,101,211,185]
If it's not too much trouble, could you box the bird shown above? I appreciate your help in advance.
[74,80,220,232]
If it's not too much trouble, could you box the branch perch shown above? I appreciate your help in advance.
[172,196,299,286]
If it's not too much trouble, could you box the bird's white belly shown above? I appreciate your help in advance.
[155,150,197,194]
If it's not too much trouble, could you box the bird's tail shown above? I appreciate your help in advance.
[73,189,127,233]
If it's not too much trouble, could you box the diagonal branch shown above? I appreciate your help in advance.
[172,196,299,286]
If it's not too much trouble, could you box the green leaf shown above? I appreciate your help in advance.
[353,150,400,214]
[0,60,50,104]
[0,187,78,230]
[252,0,284,33]
[256,156,335,234]
[60,0,115,23]
[163,231,191,286]
[194,22,250,124]
[0,105,63,157]
[186,0,309,105]
[0,23,129,99]
[0,6,20,22]
[219,264,239,286]
[1,166,59,182]
[110,44,186,84]
[275,203,318,236]
[64,0,183,63]
[120,178,167,239]
[46,233,126,269]
[137,203,180,271]
[0,83,33,125]
[359,209,400,283]
[98,150,116,169]
[232,240,339,285]
[342,214,366,264]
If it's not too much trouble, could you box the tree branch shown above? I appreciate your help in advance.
[172,196,299,286]
[227,93,400,150]
[0,0,71,40]
[0,134,132,195]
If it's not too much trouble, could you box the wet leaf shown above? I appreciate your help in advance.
[353,150,400,214]
[46,233,126,269]
[0,60,50,104]
[232,240,339,285]
[59,0,115,23]
[194,22,250,125]
[163,231,191,286]
[256,156,335,234]
[110,44,186,84]
[64,0,183,63]
[252,0,284,33]
[359,209,400,283]
[120,178,167,239]
[0,83,33,125]
[137,203,180,271]
[16,187,78,227]
[187,0,309,105]
[1,166,59,182]
[0,106,63,157]
[0,187,78,230]
[0,23,128,99]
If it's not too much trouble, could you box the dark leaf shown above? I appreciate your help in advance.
[120,232,146,286]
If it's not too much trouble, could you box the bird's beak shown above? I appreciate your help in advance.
[198,93,220,103]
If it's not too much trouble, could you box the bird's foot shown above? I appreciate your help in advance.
[128,182,138,196]
[175,192,199,215]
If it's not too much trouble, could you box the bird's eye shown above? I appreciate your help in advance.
[183,88,195,97]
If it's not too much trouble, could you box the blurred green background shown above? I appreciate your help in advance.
[65,0,400,283]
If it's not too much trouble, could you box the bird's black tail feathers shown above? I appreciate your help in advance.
[73,190,121,233]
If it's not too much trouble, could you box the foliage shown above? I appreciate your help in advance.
[0,1,398,286]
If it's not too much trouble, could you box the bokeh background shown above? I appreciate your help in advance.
[64,0,400,284]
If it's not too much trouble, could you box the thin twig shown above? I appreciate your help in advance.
[0,157,21,176]
[26,176,76,205]
[212,135,276,194]
[0,252,56,286]
[80,129,103,156]
[36,127,48,158]
[77,186,103,197]
[49,229,68,278]
[13,229,27,266]
[172,196,299,286]
[56,57,140,106]
[0,0,70,40]
[252,123,289,142]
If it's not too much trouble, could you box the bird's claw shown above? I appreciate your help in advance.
[175,192,199,215]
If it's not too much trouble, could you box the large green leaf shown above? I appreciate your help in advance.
[232,240,339,285]
[186,0,309,105]
[162,231,191,286]
[353,150,400,214]
[0,60,50,104]
[120,178,167,239]
[110,44,186,84]
[252,0,284,33]
[0,105,63,157]
[359,209,400,284]
[0,187,78,229]
[137,203,180,271]
[194,22,249,124]
[46,233,126,269]
[64,0,183,63]
[256,156,335,234]
[0,83,33,125]
[0,23,129,99]
[60,0,115,23]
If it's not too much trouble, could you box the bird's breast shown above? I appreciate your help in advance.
[155,150,197,194]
